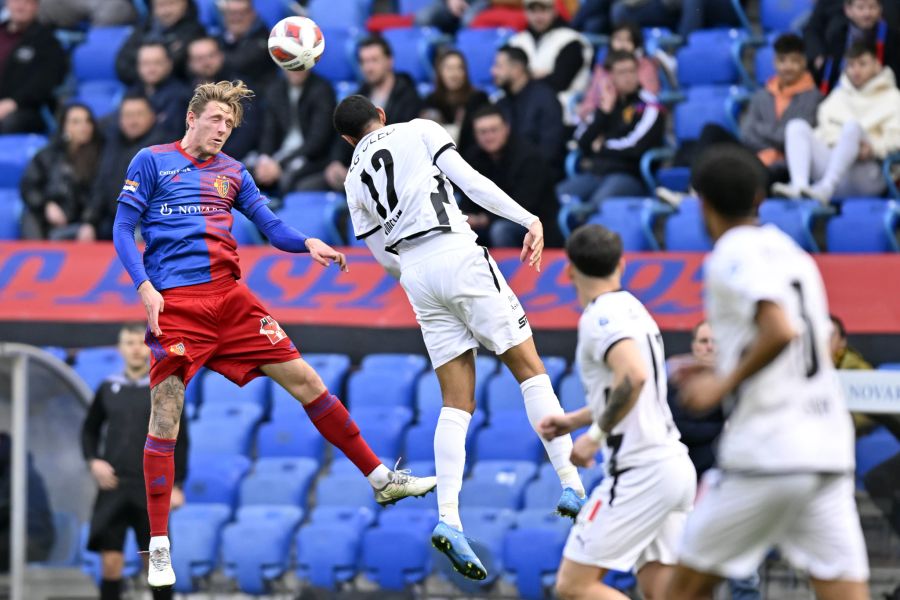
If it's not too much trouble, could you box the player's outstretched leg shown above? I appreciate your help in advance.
[261,360,436,504]
[430,350,487,580]
[499,338,586,518]
[144,375,183,588]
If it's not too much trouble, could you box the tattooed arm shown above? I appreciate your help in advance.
[571,339,648,466]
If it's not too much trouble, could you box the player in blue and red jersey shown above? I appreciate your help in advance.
[112,81,436,589]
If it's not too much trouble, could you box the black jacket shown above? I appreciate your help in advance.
[804,5,900,92]
[422,89,489,157]
[20,140,102,227]
[84,126,169,239]
[495,80,566,176]
[0,19,66,110]
[219,19,278,90]
[82,374,189,486]
[330,72,423,165]
[462,134,562,246]
[259,73,336,185]
[115,6,207,85]
[128,76,192,139]
[578,88,665,178]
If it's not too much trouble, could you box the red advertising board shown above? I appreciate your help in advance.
[0,243,898,333]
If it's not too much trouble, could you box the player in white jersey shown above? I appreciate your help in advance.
[333,95,586,580]
[538,224,695,600]
[667,145,869,600]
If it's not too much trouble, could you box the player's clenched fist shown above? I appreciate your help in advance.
[305,238,349,272]
[138,280,165,336]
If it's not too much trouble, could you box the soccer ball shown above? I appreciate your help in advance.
[267,16,325,72]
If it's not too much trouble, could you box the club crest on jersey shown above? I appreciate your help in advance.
[214,175,230,198]
[259,316,287,345]
[168,342,185,356]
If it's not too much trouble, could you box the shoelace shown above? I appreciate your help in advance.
[148,547,170,572]
[389,457,412,486]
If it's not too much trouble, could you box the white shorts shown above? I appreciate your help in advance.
[398,234,532,369]
[679,471,869,582]
[563,453,696,572]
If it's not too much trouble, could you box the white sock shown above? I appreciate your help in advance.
[521,374,585,496]
[148,536,169,552]
[435,406,471,531]
[367,464,391,489]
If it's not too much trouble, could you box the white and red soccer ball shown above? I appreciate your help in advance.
[267,16,325,72]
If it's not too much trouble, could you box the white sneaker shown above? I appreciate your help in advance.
[771,182,802,199]
[801,184,834,206]
[147,545,176,588]
[374,468,437,506]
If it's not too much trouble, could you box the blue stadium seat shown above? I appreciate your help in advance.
[362,352,429,375]
[456,28,513,87]
[826,199,900,253]
[486,372,531,421]
[760,0,813,32]
[189,413,259,456]
[459,476,524,510]
[362,524,432,589]
[348,367,420,410]
[523,475,567,510]
[542,356,568,387]
[472,460,538,501]
[256,419,325,460]
[405,459,438,477]
[404,412,484,461]
[194,0,219,29]
[754,45,776,86]
[309,504,377,528]
[0,134,47,188]
[72,26,133,81]
[855,427,900,489]
[503,525,569,600]
[676,29,743,87]
[316,472,378,509]
[515,508,574,533]
[254,0,289,28]
[170,503,231,593]
[74,79,125,119]
[476,423,544,463]
[673,96,733,143]
[382,27,440,83]
[379,506,439,536]
[879,363,900,371]
[0,188,21,240]
[587,198,663,251]
[184,454,251,509]
[239,457,318,508]
[759,198,825,252]
[221,506,304,595]
[309,0,367,29]
[74,346,125,392]
[558,373,584,413]
[279,191,343,243]
[296,522,363,588]
[664,197,713,251]
[352,406,413,457]
[200,371,269,414]
[316,27,360,82]
[399,0,433,14]
[456,507,515,583]
[197,402,264,426]
[184,367,206,419]
[305,352,352,393]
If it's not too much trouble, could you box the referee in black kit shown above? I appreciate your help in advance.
[81,323,189,600]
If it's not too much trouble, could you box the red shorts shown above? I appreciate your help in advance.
[145,277,301,389]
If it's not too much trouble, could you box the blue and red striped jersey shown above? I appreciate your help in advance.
[117,141,268,291]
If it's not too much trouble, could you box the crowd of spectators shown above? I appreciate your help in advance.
[7,0,900,246]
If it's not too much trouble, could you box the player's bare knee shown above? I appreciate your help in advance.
[442,394,476,414]
[555,575,584,600]
[149,375,184,438]
[101,551,124,579]
[499,340,546,383]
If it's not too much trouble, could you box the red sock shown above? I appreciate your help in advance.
[143,435,176,538]
[304,390,380,475]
